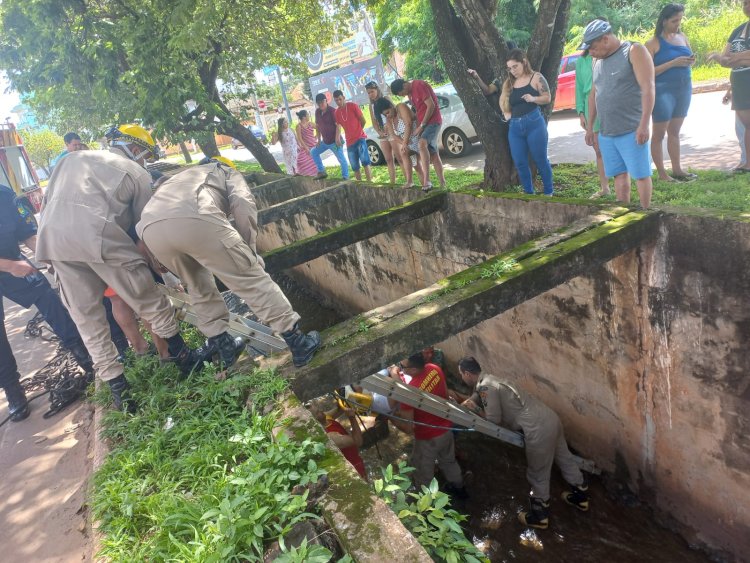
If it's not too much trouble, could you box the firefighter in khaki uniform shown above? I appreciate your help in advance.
[457,356,590,529]
[136,157,321,368]
[36,124,205,413]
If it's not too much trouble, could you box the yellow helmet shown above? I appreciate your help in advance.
[105,124,156,153]
[199,155,236,169]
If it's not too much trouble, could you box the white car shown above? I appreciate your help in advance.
[365,84,479,164]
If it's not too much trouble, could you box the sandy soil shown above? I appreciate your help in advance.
[0,297,94,562]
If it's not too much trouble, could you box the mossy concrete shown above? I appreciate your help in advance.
[262,192,447,274]
[258,182,352,226]
[285,210,660,401]
[273,394,432,563]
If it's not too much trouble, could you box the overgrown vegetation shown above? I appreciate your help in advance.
[91,356,333,561]
[373,462,488,563]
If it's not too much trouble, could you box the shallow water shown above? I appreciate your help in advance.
[361,430,711,563]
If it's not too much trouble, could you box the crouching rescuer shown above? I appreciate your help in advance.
[36,124,208,413]
[136,157,321,369]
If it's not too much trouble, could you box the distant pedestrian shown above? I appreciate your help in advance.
[583,19,655,209]
[646,3,696,181]
[311,93,350,180]
[576,48,612,198]
[366,81,398,183]
[294,110,319,177]
[390,78,446,191]
[333,90,373,182]
[499,49,554,196]
[276,116,298,175]
[50,132,83,170]
[708,0,750,173]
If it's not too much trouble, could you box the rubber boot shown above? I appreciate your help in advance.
[3,378,30,422]
[66,340,95,380]
[165,333,206,377]
[561,483,589,512]
[206,332,246,369]
[518,497,550,529]
[443,482,469,500]
[107,374,136,414]
[281,323,321,367]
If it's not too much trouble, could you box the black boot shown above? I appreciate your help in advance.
[518,497,550,529]
[206,332,246,369]
[443,482,469,500]
[3,378,30,422]
[561,482,589,512]
[107,374,136,414]
[281,323,321,368]
[66,340,94,375]
[165,333,207,377]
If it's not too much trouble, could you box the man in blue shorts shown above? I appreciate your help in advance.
[582,20,655,208]
[333,90,373,182]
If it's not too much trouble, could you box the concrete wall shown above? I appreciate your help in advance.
[257,184,749,560]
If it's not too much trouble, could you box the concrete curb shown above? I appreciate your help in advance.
[692,78,730,95]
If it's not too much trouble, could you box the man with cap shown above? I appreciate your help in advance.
[457,356,589,529]
[136,156,321,369]
[36,124,206,413]
[581,19,655,209]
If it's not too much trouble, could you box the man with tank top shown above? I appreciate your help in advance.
[582,19,656,209]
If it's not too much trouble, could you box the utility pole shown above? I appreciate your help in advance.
[275,67,293,125]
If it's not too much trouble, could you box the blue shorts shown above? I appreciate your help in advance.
[347,138,371,171]
[599,131,652,180]
[653,79,691,122]
[420,123,441,154]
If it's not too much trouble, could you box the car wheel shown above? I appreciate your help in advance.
[367,140,385,165]
[442,128,470,158]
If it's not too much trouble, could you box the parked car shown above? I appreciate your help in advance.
[231,125,267,149]
[365,84,479,164]
[553,52,581,112]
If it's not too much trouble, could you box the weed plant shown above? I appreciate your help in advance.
[92,357,332,562]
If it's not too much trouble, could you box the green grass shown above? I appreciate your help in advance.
[91,353,332,562]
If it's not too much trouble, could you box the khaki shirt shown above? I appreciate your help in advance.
[136,163,258,251]
[36,148,152,265]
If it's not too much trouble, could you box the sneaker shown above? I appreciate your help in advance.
[316,171,328,179]
[671,172,697,182]
[518,497,549,529]
[3,379,30,422]
[562,483,589,512]
[421,183,433,193]
[107,374,136,414]
[281,322,321,367]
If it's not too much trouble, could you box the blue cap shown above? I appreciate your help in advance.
[578,20,612,50]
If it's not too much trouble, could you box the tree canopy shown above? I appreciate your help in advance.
[19,128,64,175]
[0,0,349,171]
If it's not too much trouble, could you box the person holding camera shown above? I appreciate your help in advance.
[645,3,696,181]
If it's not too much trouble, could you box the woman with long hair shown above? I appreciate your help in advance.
[293,110,319,177]
[275,116,298,175]
[366,81,398,183]
[500,49,554,195]
[646,3,696,181]
[374,97,423,188]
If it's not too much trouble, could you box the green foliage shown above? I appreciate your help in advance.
[92,356,330,561]
[480,258,518,279]
[275,538,335,563]
[373,462,488,563]
[18,128,64,173]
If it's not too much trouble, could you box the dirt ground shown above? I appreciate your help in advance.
[0,297,94,562]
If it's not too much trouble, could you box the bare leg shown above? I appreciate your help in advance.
[651,121,673,181]
[382,139,397,183]
[418,138,432,186]
[666,117,686,176]
[591,133,610,196]
[354,168,362,181]
[614,172,631,204]
[363,165,373,182]
[739,110,750,170]
[431,152,446,188]
[142,320,170,359]
[110,294,149,354]
[636,176,653,209]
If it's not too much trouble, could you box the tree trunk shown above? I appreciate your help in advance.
[179,141,192,164]
[430,0,515,191]
[197,133,219,159]
[538,0,572,116]
[219,122,282,173]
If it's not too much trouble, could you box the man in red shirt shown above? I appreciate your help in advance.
[333,90,373,182]
[390,79,446,192]
[310,402,367,480]
[396,352,466,496]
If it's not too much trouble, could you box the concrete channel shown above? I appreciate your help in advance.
[242,171,749,562]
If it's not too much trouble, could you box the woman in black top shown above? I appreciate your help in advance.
[709,0,750,172]
[500,49,554,194]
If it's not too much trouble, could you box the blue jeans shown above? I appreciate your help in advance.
[508,108,554,195]
[310,142,350,179]
[347,138,371,171]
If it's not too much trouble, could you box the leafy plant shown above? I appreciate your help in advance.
[480,259,518,279]
[373,462,488,563]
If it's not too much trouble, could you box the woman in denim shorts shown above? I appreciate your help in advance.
[500,49,554,195]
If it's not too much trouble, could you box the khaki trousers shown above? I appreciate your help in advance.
[141,218,299,337]
[51,260,179,381]
[410,430,464,489]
